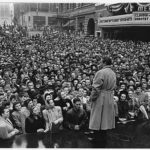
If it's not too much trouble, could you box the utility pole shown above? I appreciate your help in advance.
[56,4,59,30]
[36,3,39,16]
[21,10,24,26]
[10,10,13,25]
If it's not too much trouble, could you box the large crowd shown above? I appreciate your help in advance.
[0,24,150,139]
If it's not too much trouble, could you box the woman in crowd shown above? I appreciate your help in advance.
[117,91,129,119]
[54,90,73,117]
[9,94,17,110]
[32,98,41,111]
[42,94,63,133]
[134,85,149,119]
[25,106,45,133]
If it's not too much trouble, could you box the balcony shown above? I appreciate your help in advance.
[98,12,150,28]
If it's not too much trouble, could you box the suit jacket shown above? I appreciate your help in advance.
[65,108,87,130]
[11,111,24,132]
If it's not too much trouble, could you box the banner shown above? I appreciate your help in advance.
[107,3,124,12]
[137,3,150,7]
[107,3,150,13]
[124,3,133,13]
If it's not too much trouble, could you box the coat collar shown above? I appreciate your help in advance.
[102,65,112,69]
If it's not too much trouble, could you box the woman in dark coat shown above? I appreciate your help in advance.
[117,91,129,118]
[25,106,45,133]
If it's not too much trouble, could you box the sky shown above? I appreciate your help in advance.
[0,0,149,5]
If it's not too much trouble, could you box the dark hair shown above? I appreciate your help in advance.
[135,84,142,90]
[2,101,10,108]
[73,97,81,104]
[120,82,127,87]
[102,57,112,65]
[0,106,6,116]
[129,79,135,84]
[119,90,128,100]
[13,102,21,111]
[44,93,51,100]
[19,92,29,98]
[26,107,35,123]
[27,81,33,87]
[128,85,135,90]
[24,99,32,108]
[9,94,16,101]
[28,106,36,118]
[72,79,79,86]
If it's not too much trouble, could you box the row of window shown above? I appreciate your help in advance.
[15,3,91,13]
[33,16,58,26]
[135,17,149,20]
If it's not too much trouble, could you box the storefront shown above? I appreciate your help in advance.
[98,8,150,41]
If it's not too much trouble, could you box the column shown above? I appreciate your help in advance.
[49,3,50,12]
[101,28,104,38]
[31,15,33,29]
[46,16,48,26]
[75,17,78,32]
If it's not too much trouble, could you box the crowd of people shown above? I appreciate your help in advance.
[0,24,150,140]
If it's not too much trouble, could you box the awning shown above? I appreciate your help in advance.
[63,20,75,27]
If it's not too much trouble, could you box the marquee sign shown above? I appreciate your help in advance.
[98,12,150,27]
[133,12,150,21]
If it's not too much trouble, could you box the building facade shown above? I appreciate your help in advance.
[0,3,14,26]
[14,3,109,36]
[14,3,61,30]
[97,3,150,40]
[13,3,150,39]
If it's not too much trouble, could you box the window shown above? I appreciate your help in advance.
[28,16,30,22]
[33,16,46,27]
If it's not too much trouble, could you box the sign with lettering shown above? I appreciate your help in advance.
[137,3,150,12]
[134,12,150,20]
[98,14,133,25]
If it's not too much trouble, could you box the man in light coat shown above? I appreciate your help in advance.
[89,56,116,148]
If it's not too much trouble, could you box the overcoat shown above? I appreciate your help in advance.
[89,65,116,130]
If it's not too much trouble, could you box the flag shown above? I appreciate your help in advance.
[107,3,123,13]
[124,3,134,13]
[130,3,133,12]
[124,3,129,13]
